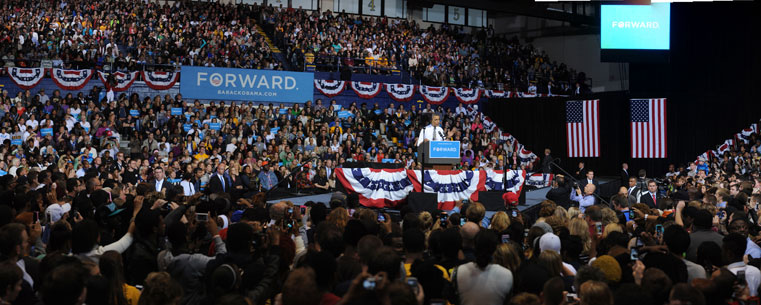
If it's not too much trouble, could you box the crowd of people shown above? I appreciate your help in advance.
[269,8,587,92]
[0,82,757,305]
[0,0,277,71]
[0,0,587,93]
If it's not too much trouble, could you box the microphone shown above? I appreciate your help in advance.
[438,130,445,140]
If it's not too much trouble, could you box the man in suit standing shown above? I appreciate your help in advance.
[620,163,630,187]
[150,167,169,193]
[207,162,231,194]
[640,180,662,209]
[575,162,588,181]
[626,177,642,206]
[580,170,600,195]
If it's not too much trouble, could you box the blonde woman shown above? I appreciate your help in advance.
[490,212,511,234]
[493,243,522,272]
[602,223,623,239]
[568,218,592,256]
[567,207,581,220]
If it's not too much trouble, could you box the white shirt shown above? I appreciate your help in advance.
[180,180,195,196]
[456,263,513,305]
[728,261,761,296]
[155,179,164,192]
[416,125,445,146]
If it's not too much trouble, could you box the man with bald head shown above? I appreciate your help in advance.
[461,221,480,262]
[570,181,596,213]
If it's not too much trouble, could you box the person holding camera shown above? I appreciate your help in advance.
[570,181,596,213]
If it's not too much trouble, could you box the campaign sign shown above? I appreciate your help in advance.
[180,66,314,103]
[429,141,461,159]
[337,111,353,119]
[209,122,221,130]
[10,139,22,146]
[130,110,140,116]
[183,124,192,132]
[270,127,280,134]
[171,108,183,115]
[41,128,53,136]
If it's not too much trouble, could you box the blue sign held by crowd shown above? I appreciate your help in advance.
[10,139,22,146]
[183,124,192,132]
[130,110,140,116]
[41,128,53,136]
[171,108,183,115]
[270,127,280,134]
[337,111,354,119]
[209,122,221,130]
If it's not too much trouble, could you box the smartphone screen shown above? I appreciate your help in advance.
[655,224,664,235]
[501,234,510,243]
[440,214,448,223]
[377,214,386,222]
[300,206,306,214]
[196,213,208,222]
[460,218,466,226]
[595,222,602,235]
[511,210,517,217]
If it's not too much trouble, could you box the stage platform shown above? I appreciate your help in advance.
[265,176,620,218]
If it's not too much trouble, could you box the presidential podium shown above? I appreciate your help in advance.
[418,140,460,170]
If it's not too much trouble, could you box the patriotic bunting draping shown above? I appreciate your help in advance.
[419,86,451,104]
[6,67,45,90]
[98,71,138,92]
[384,83,416,102]
[452,88,481,104]
[50,68,93,90]
[314,80,346,97]
[337,168,526,209]
[350,81,382,99]
[142,70,180,90]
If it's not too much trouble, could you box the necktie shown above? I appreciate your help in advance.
[220,175,225,192]
[651,193,656,203]
[189,182,195,195]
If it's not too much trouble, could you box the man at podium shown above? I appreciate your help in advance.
[416,114,454,146]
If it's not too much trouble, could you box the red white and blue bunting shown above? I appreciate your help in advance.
[51,68,93,90]
[6,67,45,90]
[385,83,416,102]
[350,81,382,99]
[337,168,525,209]
[314,80,346,97]
[452,88,481,104]
[98,71,138,92]
[485,90,511,98]
[142,70,180,90]
[419,86,450,105]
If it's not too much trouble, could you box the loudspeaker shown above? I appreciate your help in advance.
[407,193,438,214]
[477,191,508,212]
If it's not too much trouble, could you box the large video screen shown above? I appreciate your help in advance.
[601,3,670,50]
[601,3,670,62]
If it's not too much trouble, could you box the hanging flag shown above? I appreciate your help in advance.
[335,168,415,208]
[630,98,667,158]
[385,83,416,102]
[6,67,45,90]
[419,86,450,105]
[452,88,481,104]
[350,81,382,99]
[51,68,94,90]
[98,71,138,92]
[314,80,346,97]
[566,100,600,157]
[142,70,180,90]
[485,90,511,99]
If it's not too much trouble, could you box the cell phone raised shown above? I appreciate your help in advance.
[362,277,376,290]
[595,222,603,235]
[377,214,386,222]
[195,213,209,222]
[300,206,306,214]
[406,277,419,295]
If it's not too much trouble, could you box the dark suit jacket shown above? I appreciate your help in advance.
[546,186,572,209]
[640,192,662,209]
[620,169,630,187]
[580,179,600,195]
[149,179,170,192]
[576,168,588,181]
[207,174,231,194]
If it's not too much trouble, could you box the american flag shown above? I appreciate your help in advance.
[630,98,667,158]
[566,100,600,157]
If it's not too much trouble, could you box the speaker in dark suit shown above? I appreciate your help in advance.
[620,163,631,187]
[580,171,600,195]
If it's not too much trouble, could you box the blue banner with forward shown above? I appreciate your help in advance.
[180,66,314,103]
[429,141,461,159]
